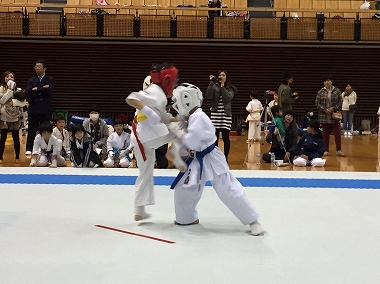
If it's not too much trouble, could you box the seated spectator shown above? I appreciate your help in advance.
[291,120,326,167]
[208,0,221,19]
[104,119,132,168]
[70,124,103,168]
[263,107,298,163]
[82,106,109,160]
[29,122,66,168]
[282,109,299,161]
[52,115,70,160]
[263,105,285,162]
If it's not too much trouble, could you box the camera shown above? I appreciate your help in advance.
[265,90,275,95]
[210,76,220,84]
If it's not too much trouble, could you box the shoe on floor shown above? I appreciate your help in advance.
[174,219,199,226]
[25,151,32,156]
[323,151,329,156]
[15,159,21,164]
[347,132,353,136]
[337,150,346,157]
[250,220,263,236]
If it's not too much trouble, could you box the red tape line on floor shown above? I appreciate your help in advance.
[95,224,175,244]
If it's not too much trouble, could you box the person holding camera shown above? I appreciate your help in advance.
[206,70,237,162]
[0,71,26,165]
[277,71,298,113]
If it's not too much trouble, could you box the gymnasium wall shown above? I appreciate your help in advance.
[0,39,378,129]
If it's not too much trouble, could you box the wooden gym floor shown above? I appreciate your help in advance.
[0,130,379,172]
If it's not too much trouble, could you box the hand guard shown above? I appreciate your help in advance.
[162,112,174,124]
[177,115,187,122]
[141,106,161,125]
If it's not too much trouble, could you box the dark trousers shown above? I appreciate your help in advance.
[215,128,230,161]
[0,129,20,159]
[321,122,342,152]
[26,113,51,151]
[155,143,168,169]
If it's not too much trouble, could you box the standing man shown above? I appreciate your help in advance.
[26,59,54,155]
[277,71,298,113]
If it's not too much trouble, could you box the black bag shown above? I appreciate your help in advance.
[349,104,357,111]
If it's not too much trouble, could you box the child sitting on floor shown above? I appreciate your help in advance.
[52,115,70,160]
[104,119,132,168]
[291,120,325,167]
[69,124,104,168]
[30,122,66,168]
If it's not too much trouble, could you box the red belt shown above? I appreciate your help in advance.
[132,116,147,162]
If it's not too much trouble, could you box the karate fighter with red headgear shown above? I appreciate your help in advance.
[126,63,187,221]
[168,83,263,236]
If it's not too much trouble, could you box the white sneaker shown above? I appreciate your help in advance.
[343,131,348,137]
[347,132,352,136]
[25,151,32,156]
[250,220,263,236]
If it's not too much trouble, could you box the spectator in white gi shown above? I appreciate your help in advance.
[104,119,132,168]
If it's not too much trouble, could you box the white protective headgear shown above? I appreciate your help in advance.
[172,83,203,116]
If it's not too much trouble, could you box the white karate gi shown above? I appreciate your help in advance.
[246,99,263,140]
[52,127,70,158]
[32,134,65,166]
[104,131,131,168]
[173,108,260,225]
[127,84,179,212]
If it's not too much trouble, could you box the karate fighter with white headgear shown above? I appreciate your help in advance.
[168,83,263,236]
[126,63,187,221]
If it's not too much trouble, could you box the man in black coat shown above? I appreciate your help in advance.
[26,59,55,155]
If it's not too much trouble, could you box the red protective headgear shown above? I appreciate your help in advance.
[150,64,178,98]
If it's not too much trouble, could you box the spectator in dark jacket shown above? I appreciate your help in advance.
[26,59,54,155]
[70,124,103,168]
[291,120,325,167]
[208,0,221,18]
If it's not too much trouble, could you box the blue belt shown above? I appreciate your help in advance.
[170,144,215,189]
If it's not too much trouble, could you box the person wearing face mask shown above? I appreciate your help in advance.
[82,106,109,160]
[341,84,357,137]
[206,70,237,162]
